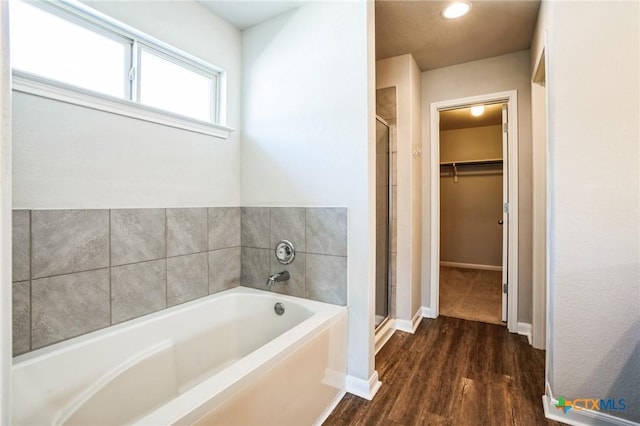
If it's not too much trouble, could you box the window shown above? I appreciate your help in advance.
[10,0,231,138]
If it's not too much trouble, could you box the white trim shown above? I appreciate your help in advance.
[543,384,637,426]
[313,390,346,426]
[395,308,422,334]
[517,322,532,345]
[429,90,519,334]
[12,72,234,138]
[345,371,382,401]
[421,306,435,319]
[374,319,396,355]
[0,1,11,422]
[440,261,502,272]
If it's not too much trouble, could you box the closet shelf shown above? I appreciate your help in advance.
[440,158,503,183]
[440,158,503,167]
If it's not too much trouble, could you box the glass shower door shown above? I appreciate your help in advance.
[375,117,391,329]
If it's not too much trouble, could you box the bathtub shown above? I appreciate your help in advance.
[11,287,348,425]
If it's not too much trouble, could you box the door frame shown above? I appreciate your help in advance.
[429,90,519,333]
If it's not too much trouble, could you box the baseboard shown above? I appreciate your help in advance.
[543,383,638,426]
[440,261,502,272]
[517,322,532,345]
[313,389,346,426]
[422,306,436,319]
[375,319,396,355]
[346,371,382,400]
[395,308,422,334]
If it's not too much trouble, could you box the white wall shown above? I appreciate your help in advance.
[0,1,11,422]
[241,0,375,387]
[13,1,242,209]
[542,1,640,422]
[376,55,422,324]
[421,50,533,323]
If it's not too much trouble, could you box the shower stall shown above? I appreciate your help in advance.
[375,116,392,329]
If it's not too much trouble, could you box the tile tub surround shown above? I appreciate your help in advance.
[240,207,348,306]
[11,208,241,356]
[11,206,347,356]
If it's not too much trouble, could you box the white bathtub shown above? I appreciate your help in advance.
[11,287,348,425]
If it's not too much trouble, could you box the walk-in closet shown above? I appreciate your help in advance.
[439,103,506,325]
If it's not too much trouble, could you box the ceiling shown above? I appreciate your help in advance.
[376,0,541,71]
[440,103,503,131]
[199,1,303,30]
[199,1,540,70]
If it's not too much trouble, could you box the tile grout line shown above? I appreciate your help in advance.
[164,208,168,308]
[109,209,113,326]
[28,210,33,352]
[207,208,211,295]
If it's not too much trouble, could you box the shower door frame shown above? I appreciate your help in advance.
[375,115,392,332]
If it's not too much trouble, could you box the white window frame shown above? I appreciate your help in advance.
[10,0,233,139]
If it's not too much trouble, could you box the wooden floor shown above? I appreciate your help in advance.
[324,316,562,426]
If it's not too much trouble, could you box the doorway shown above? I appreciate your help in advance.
[438,103,506,325]
[429,91,519,333]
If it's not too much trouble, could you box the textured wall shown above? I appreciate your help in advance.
[543,1,640,422]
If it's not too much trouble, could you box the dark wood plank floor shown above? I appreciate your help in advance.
[324,316,563,426]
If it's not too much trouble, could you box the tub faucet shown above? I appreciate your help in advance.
[267,271,290,286]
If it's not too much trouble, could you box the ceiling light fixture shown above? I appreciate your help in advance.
[470,105,485,116]
[442,1,471,19]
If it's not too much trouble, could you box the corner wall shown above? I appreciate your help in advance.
[376,54,422,327]
[541,1,640,422]
[421,50,533,324]
[241,0,375,392]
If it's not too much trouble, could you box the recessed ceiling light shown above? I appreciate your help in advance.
[470,105,485,116]
[442,1,471,19]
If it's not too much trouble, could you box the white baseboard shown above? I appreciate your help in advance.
[313,389,346,426]
[517,322,532,345]
[421,306,435,319]
[395,308,422,334]
[440,261,502,272]
[346,371,382,400]
[375,319,396,355]
[543,384,638,426]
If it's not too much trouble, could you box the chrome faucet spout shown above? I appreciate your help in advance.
[267,271,290,286]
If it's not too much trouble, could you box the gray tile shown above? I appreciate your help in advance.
[209,248,241,294]
[241,247,270,289]
[111,260,166,324]
[241,208,270,249]
[32,269,110,349]
[111,209,165,266]
[167,253,208,306]
[208,207,240,250]
[270,208,305,252]
[12,210,30,282]
[269,252,305,298]
[167,208,207,257]
[12,281,30,356]
[32,210,109,278]
[306,208,347,256]
[305,254,347,306]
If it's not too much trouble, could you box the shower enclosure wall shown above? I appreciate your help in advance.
[375,117,392,329]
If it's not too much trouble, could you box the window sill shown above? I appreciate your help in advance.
[12,71,234,139]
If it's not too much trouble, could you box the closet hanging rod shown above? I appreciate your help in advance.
[439,158,503,167]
